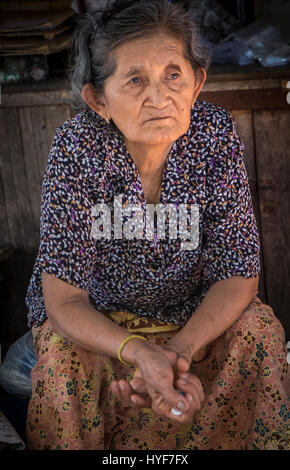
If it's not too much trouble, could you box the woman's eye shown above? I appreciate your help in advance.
[129,76,141,85]
[168,72,180,80]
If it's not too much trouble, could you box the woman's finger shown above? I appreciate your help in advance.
[147,386,188,423]
[150,392,193,424]
[130,376,148,394]
[119,379,148,407]
[142,368,190,414]
[113,379,151,409]
[176,380,203,410]
[114,379,138,406]
[134,343,181,406]
[177,374,205,403]
[130,392,152,408]
[185,387,202,414]
[111,380,122,400]
[147,377,203,424]
[149,388,170,418]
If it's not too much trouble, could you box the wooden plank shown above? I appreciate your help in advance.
[30,106,51,184]
[200,88,289,110]
[0,108,13,245]
[18,107,43,247]
[231,111,257,197]
[203,78,282,92]
[0,107,35,248]
[207,63,290,82]
[0,110,10,244]
[1,89,73,107]
[17,105,72,248]
[7,108,36,249]
[44,104,71,149]
[231,110,267,304]
[0,166,10,245]
[254,110,290,340]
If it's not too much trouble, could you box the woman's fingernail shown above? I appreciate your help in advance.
[188,394,193,402]
[178,379,187,385]
[180,373,189,378]
[177,400,186,410]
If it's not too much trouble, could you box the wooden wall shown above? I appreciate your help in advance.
[202,76,290,341]
[0,75,289,352]
[0,104,71,249]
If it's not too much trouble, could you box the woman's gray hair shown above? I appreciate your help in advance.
[67,0,211,127]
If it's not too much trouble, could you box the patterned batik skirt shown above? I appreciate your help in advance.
[26,296,290,450]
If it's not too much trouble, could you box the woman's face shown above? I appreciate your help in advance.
[95,32,206,147]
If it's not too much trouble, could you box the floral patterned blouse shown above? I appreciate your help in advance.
[25,98,261,328]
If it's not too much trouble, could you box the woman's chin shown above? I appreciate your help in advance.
[128,128,184,147]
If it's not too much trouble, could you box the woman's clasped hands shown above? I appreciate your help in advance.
[111,337,205,424]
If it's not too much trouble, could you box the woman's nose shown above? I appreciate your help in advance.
[146,81,170,108]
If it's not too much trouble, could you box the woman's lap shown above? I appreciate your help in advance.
[26,296,289,450]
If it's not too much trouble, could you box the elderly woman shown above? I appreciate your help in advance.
[25,0,289,450]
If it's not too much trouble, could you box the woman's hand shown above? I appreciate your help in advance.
[112,339,205,422]
[111,345,177,411]
[148,371,205,424]
[111,373,152,412]
[112,367,205,424]
[135,335,205,424]
[112,340,190,415]
[162,336,193,375]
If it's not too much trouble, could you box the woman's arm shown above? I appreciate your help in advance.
[164,275,259,371]
[41,271,191,416]
[42,272,147,363]
[115,275,258,418]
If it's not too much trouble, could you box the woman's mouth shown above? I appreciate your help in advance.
[145,116,173,122]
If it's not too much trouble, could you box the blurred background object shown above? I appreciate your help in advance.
[0,0,78,84]
[0,55,49,84]
[186,0,290,67]
[0,1,76,55]
[217,3,290,67]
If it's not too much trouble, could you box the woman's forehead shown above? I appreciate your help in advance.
[112,34,187,74]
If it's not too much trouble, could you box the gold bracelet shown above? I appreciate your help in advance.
[118,335,147,367]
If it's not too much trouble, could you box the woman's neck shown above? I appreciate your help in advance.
[124,139,173,177]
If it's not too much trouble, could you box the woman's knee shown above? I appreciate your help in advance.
[230,297,284,337]
[226,296,287,364]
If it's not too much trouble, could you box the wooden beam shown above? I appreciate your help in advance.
[254,109,290,339]
[231,110,267,303]
[199,88,290,110]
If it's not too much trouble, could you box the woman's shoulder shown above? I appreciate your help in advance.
[189,98,242,160]
[54,107,105,148]
[190,98,234,139]
[186,99,245,189]
[48,107,109,175]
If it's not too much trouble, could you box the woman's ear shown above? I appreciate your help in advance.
[81,83,110,120]
[192,67,207,104]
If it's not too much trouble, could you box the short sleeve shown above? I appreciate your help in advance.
[37,128,97,292]
[201,112,261,286]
